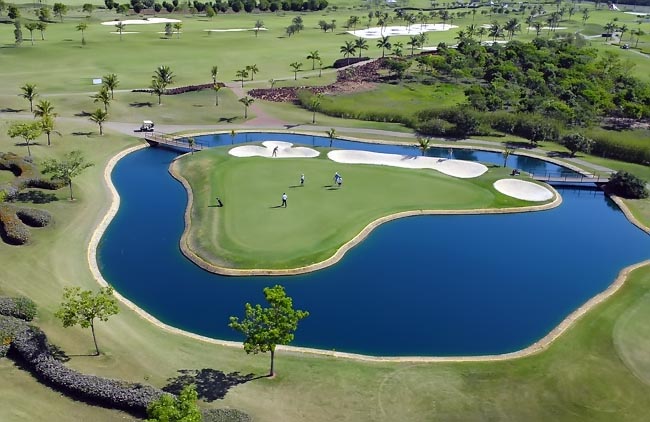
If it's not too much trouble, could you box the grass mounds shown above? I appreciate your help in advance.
[176,147,536,270]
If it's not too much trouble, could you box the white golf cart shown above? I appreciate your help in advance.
[140,120,155,132]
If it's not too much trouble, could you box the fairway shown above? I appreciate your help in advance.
[176,147,536,270]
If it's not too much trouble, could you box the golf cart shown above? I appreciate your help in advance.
[140,120,155,132]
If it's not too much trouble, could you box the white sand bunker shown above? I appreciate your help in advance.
[229,141,319,158]
[349,23,457,39]
[494,179,554,202]
[110,31,140,34]
[327,150,487,179]
[101,18,181,25]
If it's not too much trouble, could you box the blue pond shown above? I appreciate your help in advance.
[98,133,649,356]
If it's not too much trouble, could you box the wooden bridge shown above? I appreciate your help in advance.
[531,173,610,185]
[144,132,206,152]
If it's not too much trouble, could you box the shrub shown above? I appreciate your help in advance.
[16,208,52,227]
[606,171,649,199]
[202,408,253,422]
[0,204,31,245]
[332,57,370,68]
[0,315,28,358]
[0,296,37,321]
[586,128,650,165]
[561,133,594,157]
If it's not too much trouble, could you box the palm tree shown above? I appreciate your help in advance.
[377,36,391,58]
[340,41,356,66]
[416,137,431,156]
[533,22,543,37]
[582,8,590,26]
[230,129,236,144]
[19,83,38,112]
[604,22,617,42]
[477,27,486,42]
[102,73,119,99]
[34,99,55,118]
[502,147,516,168]
[239,96,254,119]
[36,22,47,41]
[211,65,219,83]
[392,41,404,57]
[254,19,264,37]
[618,24,628,45]
[489,22,503,42]
[150,78,166,105]
[307,50,320,70]
[92,87,111,112]
[326,128,336,147]
[154,65,175,87]
[309,94,322,124]
[290,62,303,80]
[407,36,419,56]
[354,38,368,58]
[115,22,125,41]
[76,22,88,45]
[39,114,57,146]
[318,59,323,78]
[213,84,221,106]
[347,15,360,30]
[173,22,182,39]
[246,64,259,81]
[235,69,248,88]
[89,108,108,135]
[504,18,521,40]
[24,22,38,46]
[187,137,195,155]
[633,29,646,48]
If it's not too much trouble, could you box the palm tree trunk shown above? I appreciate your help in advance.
[99,123,103,135]
[68,181,74,200]
[47,131,51,146]
[91,322,100,355]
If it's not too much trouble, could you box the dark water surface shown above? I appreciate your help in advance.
[98,134,649,356]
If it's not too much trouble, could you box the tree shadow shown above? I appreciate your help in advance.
[74,111,91,117]
[48,343,71,362]
[218,117,236,123]
[162,369,257,402]
[72,131,93,136]
[547,151,572,158]
[269,205,284,208]
[504,141,535,149]
[14,190,59,204]
[129,101,153,108]
[0,108,23,113]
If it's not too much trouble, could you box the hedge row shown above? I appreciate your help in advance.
[132,82,223,96]
[0,152,64,199]
[0,315,27,358]
[0,204,52,245]
[586,129,650,166]
[202,408,253,422]
[0,296,37,321]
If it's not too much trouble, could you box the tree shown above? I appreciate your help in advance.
[7,121,42,156]
[211,65,219,84]
[76,22,88,45]
[187,137,195,155]
[326,128,336,147]
[230,129,236,144]
[309,94,322,124]
[306,50,320,70]
[115,21,126,41]
[416,136,430,156]
[354,38,368,58]
[502,146,516,167]
[34,99,55,119]
[53,3,68,22]
[561,133,594,157]
[19,83,38,112]
[150,78,165,105]
[582,8,590,26]
[89,108,108,135]
[340,41,356,66]
[102,73,119,99]
[235,68,249,88]
[38,7,50,22]
[254,19,264,37]
[39,114,57,147]
[407,36,419,56]
[377,36,391,58]
[173,22,182,38]
[14,21,23,46]
[618,24,628,45]
[82,3,94,15]
[154,65,175,87]
[54,287,119,355]
[36,22,47,40]
[607,171,649,199]
[229,285,309,377]
[146,384,201,422]
[92,86,111,112]
[24,22,38,46]
[42,150,94,200]
[246,64,259,81]
[290,62,303,80]
[239,96,254,119]
[212,84,221,106]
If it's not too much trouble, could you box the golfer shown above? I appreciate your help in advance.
[300,173,305,186]
[272,146,279,157]
[281,192,287,207]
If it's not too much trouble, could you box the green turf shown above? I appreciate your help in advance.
[177,147,531,268]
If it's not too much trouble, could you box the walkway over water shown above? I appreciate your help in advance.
[531,173,610,185]
[144,132,205,151]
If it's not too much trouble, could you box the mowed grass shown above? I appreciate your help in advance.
[177,147,527,268]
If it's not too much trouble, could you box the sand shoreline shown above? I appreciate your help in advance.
[88,136,650,362]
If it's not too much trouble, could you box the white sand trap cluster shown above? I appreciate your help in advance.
[624,12,648,16]
[529,26,567,30]
[204,28,268,33]
[101,18,181,26]
[327,150,487,179]
[494,179,554,202]
[348,23,457,39]
[110,31,140,34]
[229,141,319,158]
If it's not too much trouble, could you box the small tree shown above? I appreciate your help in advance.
[42,150,94,200]
[36,22,47,40]
[24,22,38,46]
[212,84,221,106]
[173,22,182,38]
[235,68,249,88]
[309,94,322,124]
[290,61,303,80]
[19,83,38,112]
[92,86,111,112]
[102,73,119,99]
[115,21,126,41]
[502,146,516,167]
[416,136,430,156]
[187,137,195,155]
[340,41,356,66]
[89,108,108,135]
[306,50,320,70]
[326,128,336,147]
[239,96,254,119]
[39,114,57,147]
[7,121,42,156]
[561,133,594,157]
[76,22,88,45]
[146,384,201,422]
[254,19,264,37]
[150,78,165,105]
[229,285,309,377]
[55,287,119,355]
[607,171,649,199]
[53,2,67,22]
[211,65,219,83]
[246,64,259,81]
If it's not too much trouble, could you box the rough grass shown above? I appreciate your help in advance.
[178,148,527,268]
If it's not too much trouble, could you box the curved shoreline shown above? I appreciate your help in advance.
[169,156,562,276]
[89,138,649,363]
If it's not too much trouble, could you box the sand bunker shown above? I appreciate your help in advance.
[101,18,181,26]
[327,150,487,179]
[229,141,319,158]
[349,23,457,39]
[110,31,140,34]
[494,179,554,202]
[204,28,268,32]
